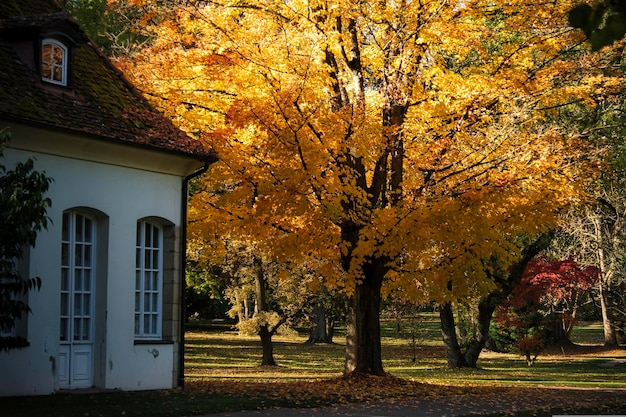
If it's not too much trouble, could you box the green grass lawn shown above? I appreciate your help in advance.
[2,317,625,417]
[185,317,626,389]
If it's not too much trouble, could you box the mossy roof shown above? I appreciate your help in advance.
[0,0,214,161]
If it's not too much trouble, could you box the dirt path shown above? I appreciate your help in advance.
[208,388,626,417]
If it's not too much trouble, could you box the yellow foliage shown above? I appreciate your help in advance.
[120,0,615,303]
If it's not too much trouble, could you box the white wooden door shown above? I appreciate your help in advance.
[58,211,95,389]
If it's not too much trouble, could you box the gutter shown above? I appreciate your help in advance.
[178,159,212,389]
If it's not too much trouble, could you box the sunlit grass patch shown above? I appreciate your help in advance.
[184,319,626,390]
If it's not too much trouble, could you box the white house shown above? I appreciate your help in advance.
[0,0,216,395]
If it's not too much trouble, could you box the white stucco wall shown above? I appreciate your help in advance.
[0,124,203,396]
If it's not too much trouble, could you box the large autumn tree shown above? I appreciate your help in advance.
[119,0,613,375]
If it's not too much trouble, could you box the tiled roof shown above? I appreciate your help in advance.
[0,0,214,160]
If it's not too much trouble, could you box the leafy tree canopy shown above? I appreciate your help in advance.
[117,0,619,373]
[0,128,52,351]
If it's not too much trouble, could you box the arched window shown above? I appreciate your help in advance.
[41,39,68,86]
[135,220,163,339]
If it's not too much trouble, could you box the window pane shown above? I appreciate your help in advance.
[134,314,140,334]
[145,249,151,269]
[53,66,62,82]
[83,318,90,340]
[75,244,83,267]
[84,269,91,291]
[61,293,68,315]
[144,272,151,291]
[84,218,93,242]
[83,294,91,315]
[144,225,151,250]
[76,215,83,241]
[84,245,92,267]
[74,269,82,291]
[42,63,52,79]
[135,292,140,312]
[144,315,150,334]
[60,318,68,341]
[52,45,63,65]
[152,226,159,247]
[73,318,81,340]
[42,44,52,63]
[151,293,158,313]
[152,250,158,269]
[74,294,81,315]
[144,293,151,311]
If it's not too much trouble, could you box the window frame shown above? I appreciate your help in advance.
[134,220,164,340]
[41,38,68,86]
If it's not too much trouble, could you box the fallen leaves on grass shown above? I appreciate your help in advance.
[183,373,626,414]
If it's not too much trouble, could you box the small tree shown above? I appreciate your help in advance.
[0,128,52,351]
[493,257,598,363]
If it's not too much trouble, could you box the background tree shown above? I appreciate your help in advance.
[438,232,553,368]
[120,0,612,376]
[191,236,312,366]
[554,72,626,346]
[62,0,149,58]
[0,128,52,351]
[492,256,599,363]
[185,267,230,321]
[305,288,346,344]
[525,258,598,344]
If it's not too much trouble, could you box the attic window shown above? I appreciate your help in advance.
[41,39,68,86]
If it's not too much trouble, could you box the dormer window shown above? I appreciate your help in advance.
[41,38,68,86]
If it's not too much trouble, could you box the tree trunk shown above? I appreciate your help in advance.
[464,297,498,367]
[253,256,278,366]
[307,304,334,344]
[592,213,619,347]
[599,281,619,346]
[440,297,501,368]
[259,324,276,366]
[439,302,466,368]
[344,268,384,375]
[551,309,574,346]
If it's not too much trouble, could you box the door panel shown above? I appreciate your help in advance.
[71,345,92,387]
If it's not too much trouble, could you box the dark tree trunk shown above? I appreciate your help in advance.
[439,300,497,368]
[440,302,467,368]
[551,311,574,346]
[345,274,384,375]
[253,256,277,366]
[307,304,334,344]
[464,297,498,367]
[259,324,276,366]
